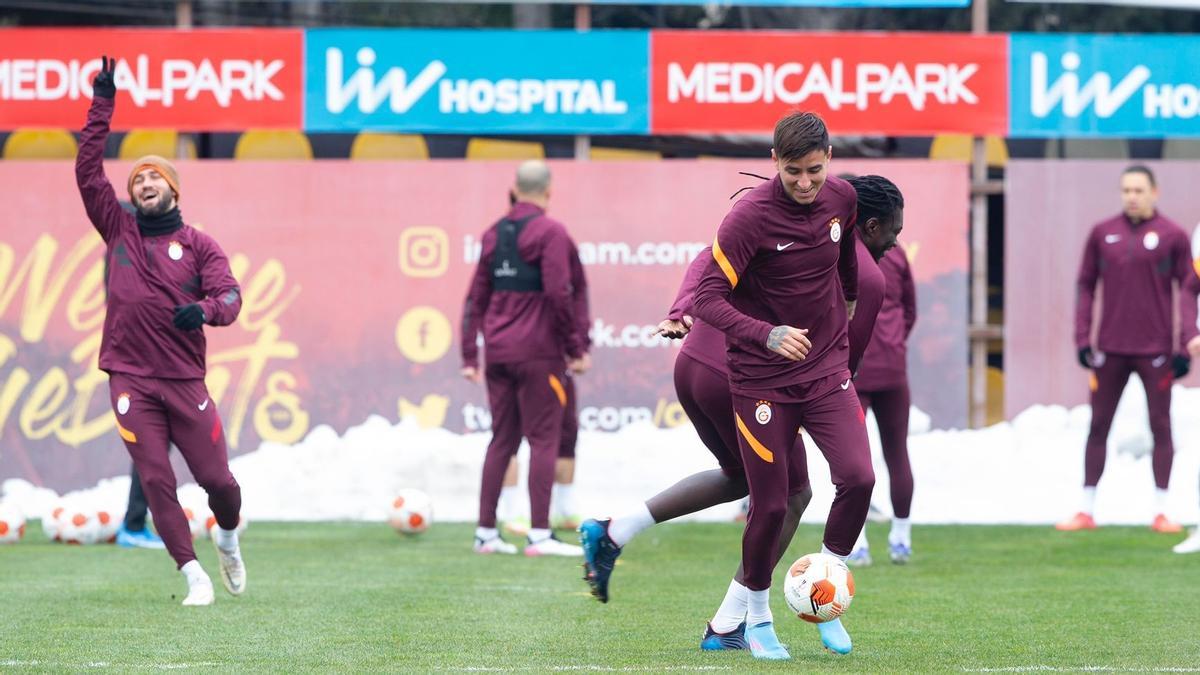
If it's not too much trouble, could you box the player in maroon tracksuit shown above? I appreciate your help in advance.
[849,244,917,566]
[462,161,585,557]
[1174,264,1200,554]
[76,57,245,606]
[1058,165,1200,533]
[496,227,592,535]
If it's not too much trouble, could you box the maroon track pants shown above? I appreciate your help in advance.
[108,372,241,569]
[1084,353,1175,490]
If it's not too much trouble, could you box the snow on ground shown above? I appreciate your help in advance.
[4,381,1200,527]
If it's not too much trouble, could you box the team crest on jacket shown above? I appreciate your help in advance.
[828,218,842,243]
[168,241,184,260]
[116,393,131,415]
[755,400,773,425]
[1143,231,1159,251]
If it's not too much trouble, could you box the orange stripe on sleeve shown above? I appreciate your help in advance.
[735,414,773,463]
[712,237,739,288]
[548,374,568,407]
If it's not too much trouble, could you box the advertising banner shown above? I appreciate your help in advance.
[1010,33,1200,138]
[0,159,965,492]
[1004,160,1200,417]
[0,29,304,131]
[304,29,650,134]
[651,31,1009,136]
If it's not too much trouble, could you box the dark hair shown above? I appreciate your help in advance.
[1122,164,1156,188]
[847,175,904,224]
[773,112,829,161]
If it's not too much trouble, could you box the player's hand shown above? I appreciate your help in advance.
[766,325,810,361]
[461,366,482,383]
[1171,353,1191,380]
[1077,347,1095,369]
[846,299,857,321]
[92,55,116,99]
[567,352,591,375]
[172,304,205,331]
[1188,336,1200,360]
[652,317,692,340]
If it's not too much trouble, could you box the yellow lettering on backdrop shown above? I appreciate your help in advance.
[0,233,102,342]
[0,233,310,453]
[0,334,32,435]
[254,371,309,444]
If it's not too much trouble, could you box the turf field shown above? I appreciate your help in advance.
[3,521,1198,672]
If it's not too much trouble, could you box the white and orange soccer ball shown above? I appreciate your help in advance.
[389,489,432,535]
[95,508,120,543]
[783,553,855,624]
[42,504,65,541]
[58,506,101,545]
[0,504,26,544]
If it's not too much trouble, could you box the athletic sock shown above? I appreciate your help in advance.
[180,559,208,586]
[746,588,772,626]
[608,502,655,547]
[1081,486,1097,515]
[710,580,749,633]
[821,544,848,562]
[552,483,576,518]
[214,526,239,553]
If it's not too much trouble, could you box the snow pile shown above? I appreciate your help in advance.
[3,381,1198,527]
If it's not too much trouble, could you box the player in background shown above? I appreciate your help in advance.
[462,161,585,557]
[498,206,592,537]
[1058,165,1200,533]
[846,241,918,567]
[76,57,246,605]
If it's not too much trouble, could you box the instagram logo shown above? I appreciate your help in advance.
[398,227,449,278]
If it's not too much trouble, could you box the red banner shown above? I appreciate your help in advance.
[650,31,1008,136]
[0,159,966,492]
[0,29,303,131]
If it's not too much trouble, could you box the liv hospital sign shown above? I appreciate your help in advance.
[1010,33,1200,137]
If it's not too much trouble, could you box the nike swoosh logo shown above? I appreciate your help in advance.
[198,399,209,411]
[1105,235,1121,244]
[1152,356,1167,367]
[840,379,851,390]
[776,242,795,251]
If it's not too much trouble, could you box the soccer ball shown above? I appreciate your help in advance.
[783,553,855,623]
[95,508,120,543]
[0,504,25,543]
[42,504,65,541]
[389,489,432,535]
[58,507,101,545]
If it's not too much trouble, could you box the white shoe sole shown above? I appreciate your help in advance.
[182,583,214,606]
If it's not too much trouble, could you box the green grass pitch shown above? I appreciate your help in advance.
[3,521,1198,672]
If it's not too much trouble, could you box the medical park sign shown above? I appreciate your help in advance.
[1010,33,1200,137]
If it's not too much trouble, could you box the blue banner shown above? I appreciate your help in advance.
[1010,33,1200,138]
[304,29,650,134]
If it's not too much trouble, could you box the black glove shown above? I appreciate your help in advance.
[1172,353,1191,380]
[172,304,206,331]
[92,55,116,99]
[1077,347,1094,369]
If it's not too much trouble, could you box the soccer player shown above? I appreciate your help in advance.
[847,242,918,567]
[499,223,592,537]
[583,136,897,659]
[1058,165,1200,533]
[76,56,246,605]
[462,161,585,557]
